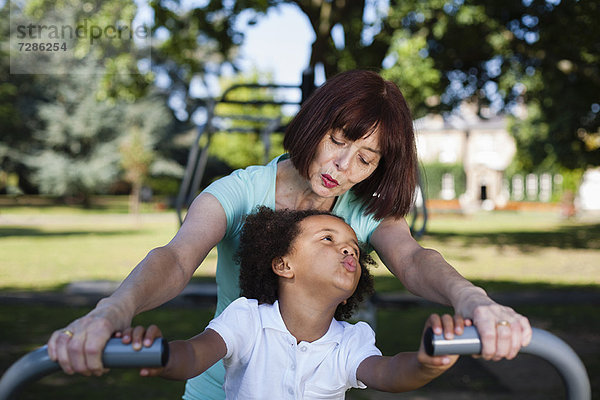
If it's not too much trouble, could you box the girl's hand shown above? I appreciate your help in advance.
[417,314,461,371]
[117,324,164,377]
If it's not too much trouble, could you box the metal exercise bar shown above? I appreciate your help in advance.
[0,338,169,400]
[424,326,591,400]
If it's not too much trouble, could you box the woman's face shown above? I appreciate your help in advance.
[307,129,381,198]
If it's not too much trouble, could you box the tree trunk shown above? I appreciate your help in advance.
[129,180,141,215]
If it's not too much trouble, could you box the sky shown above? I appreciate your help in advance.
[236,4,316,86]
[133,1,318,108]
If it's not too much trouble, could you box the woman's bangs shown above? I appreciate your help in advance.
[338,104,384,145]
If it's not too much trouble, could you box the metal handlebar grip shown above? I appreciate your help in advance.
[102,337,169,367]
[0,338,169,400]
[423,326,591,400]
[423,326,482,356]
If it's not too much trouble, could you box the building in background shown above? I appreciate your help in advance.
[576,168,600,212]
[415,103,516,211]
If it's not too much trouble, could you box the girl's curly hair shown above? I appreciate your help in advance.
[236,206,375,321]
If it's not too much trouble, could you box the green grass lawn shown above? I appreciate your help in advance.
[0,212,218,291]
[1,200,598,399]
[1,203,598,291]
[419,211,600,286]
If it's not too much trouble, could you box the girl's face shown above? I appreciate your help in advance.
[307,129,381,198]
[285,215,362,298]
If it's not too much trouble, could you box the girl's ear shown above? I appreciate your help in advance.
[272,257,294,278]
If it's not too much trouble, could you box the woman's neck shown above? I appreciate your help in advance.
[275,159,336,211]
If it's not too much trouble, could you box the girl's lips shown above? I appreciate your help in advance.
[321,174,339,188]
[342,255,357,272]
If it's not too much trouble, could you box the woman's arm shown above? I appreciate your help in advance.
[370,217,531,360]
[47,193,227,376]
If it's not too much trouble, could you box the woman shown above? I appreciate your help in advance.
[48,70,531,399]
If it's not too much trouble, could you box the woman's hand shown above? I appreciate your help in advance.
[118,325,165,377]
[47,193,227,377]
[47,300,132,376]
[453,287,532,361]
[417,314,461,372]
[371,219,532,362]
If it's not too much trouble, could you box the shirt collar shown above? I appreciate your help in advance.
[259,300,344,345]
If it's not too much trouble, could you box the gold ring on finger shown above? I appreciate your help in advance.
[496,320,510,327]
[62,329,74,338]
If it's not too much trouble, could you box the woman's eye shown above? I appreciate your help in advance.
[323,235,333,242]
[330,136,344,146]
[359,156,370,165]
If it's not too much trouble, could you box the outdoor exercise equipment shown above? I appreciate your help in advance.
[424,326,591,400]
[0,326,590,399]
[175,69,315,226]
[0,338,169,400]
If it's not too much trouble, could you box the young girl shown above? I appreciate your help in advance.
[126,207,462,398]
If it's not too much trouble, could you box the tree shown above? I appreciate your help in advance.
[385,0,600,169]
[2,0,188,200]
[0,2,47,193]
[7,0,597,183]
[17,0,154,99]
[119,92,177,210]
[150,0,599,171]
[23,57,175,206]
[26,66,125,205]
[291,0,393,77]
[149,1,400,122]
[1,0,157,195]
[120,127,155,214]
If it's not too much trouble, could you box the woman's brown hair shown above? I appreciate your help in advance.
[284,70,417,220]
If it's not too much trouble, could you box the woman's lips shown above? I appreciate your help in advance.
[321,174,339,188]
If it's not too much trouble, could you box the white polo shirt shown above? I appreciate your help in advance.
[206,297,382,400]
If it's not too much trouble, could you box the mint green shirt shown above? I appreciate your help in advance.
[184,154,381,400]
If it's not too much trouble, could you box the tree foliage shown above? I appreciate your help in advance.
[386,0,600,169]
[28,68,123,202]
[0,3,48,193]
[149,0,391,79]
[150,0,599,171]
[1,0,183,199]
[3,0,599,203]
[120,127,155,214]
[25,65,173,203]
